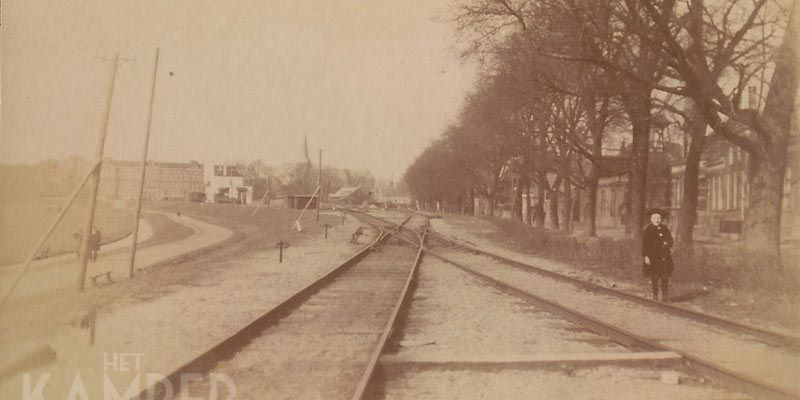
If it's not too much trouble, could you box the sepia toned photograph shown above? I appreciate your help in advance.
[1,0,798,399]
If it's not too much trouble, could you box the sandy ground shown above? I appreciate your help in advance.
[376,241,742,400]
[381,367,748,400]
[426,216,800,397]
[388,256,628,358]
[0,205,371,399]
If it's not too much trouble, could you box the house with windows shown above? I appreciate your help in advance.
[204,164,253,204]
[670,130,800,239]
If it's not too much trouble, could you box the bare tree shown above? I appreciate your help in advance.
[632,0,797,264]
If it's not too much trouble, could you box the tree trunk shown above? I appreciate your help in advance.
[535,183,546,226]
[623,84,653,240]
[583,165,599,236]
[513,176,523,221]
[525,178,533,225]
[549,189,560,230]
[741,5,797,265]
[563,179,573,233]
[581,92,608,237]
[744,153,786,266]
[676,101,707,248]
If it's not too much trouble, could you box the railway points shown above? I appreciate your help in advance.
[356,210,800,400]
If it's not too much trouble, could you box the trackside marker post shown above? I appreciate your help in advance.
[323,224,332,239]
[276,241,290,263]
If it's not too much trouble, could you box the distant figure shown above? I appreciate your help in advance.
[90,226,102,262]
[177,211,182,218]
[350,226,364,244]
[73,229,83,258]
[642,210,673,301]
[37,245,50,260]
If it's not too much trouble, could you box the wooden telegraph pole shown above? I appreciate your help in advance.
[128,48,161,278]
[317,149,321,221]
[78,54,120,291]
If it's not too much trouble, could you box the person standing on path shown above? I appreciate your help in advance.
[642,210,674,301]
[73,228,83,258]
[89,226,102,262]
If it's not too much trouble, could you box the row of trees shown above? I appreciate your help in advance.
[405,0,797,264]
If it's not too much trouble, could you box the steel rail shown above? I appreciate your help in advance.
[360,211,800,400]
[350,224,426,400]
[424,229,800,349]
[422,246,800,400]
[134,224,395,400]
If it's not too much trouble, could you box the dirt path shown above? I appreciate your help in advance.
[0,211,229,303]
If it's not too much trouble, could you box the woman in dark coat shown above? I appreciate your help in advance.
[642,210,673,301]
[90,226,102,262]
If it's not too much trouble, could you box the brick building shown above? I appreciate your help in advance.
[98,159,204,200]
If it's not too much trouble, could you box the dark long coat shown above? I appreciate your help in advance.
[642,223,674,277]
[90,230,102,251]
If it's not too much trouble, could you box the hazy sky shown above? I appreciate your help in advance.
[0,0,477,179]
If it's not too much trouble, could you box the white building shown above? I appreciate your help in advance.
[204,164,253,204]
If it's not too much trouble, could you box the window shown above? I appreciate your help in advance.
[600,190,607,215]
[725,175,730,210]
[709,178,714,211]
[748,85,758,110]
[735,173,741,209]
[743,173,749,209]
[610,189,616,216]
[785,166,793,210]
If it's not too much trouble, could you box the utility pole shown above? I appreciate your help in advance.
[116,123,126,220]
[128,48,161,278]
[78,54,119,291]
[317,149,321,221]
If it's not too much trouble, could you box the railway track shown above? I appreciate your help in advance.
[355,210,800,400]
[424,229,800,349]
[136,218,425,400]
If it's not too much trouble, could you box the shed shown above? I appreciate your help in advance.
[288,195,318,210]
